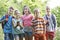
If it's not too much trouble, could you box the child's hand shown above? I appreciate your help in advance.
[5,18,8,21]
[17,21,20,26]
[44,20,49,24]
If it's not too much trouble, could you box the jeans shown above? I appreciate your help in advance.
[13,34,24,40]
[4,33,14,40]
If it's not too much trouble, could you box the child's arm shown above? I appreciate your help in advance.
[53,15,57,31]
[0,16,5,23]
[20,19,23,28]
[12,19,17,28]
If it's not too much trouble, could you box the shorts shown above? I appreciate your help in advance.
[24,31,33,36]
[46,32,55,40]
[34,33,46,40]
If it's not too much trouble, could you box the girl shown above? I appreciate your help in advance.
[12,10,24,40]
[21,5,33,40]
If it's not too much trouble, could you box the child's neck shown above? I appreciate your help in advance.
[25,13,29,16]
[47,12,51,16]
[16,17,19,19]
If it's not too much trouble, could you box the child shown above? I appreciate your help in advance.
[44,6,56,40]
[0,7,14,40]
[21,5,33,40]
[1,13,9,29]
[12,10,24,40]
[32,8,46,40]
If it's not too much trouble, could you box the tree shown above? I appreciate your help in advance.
[52,6,60,27]
[0,0,47,16]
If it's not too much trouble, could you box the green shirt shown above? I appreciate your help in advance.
[12,18,24,34]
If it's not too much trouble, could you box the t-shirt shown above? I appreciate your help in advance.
[0,15,13,33]
[21,14,33,27]
[32,18,46,34]
[44,14,56,32]
[12,18,24,34]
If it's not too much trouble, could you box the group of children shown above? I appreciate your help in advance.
[0,5,56,40]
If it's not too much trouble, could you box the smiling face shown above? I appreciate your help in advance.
[8,7,14,15]
[23,7,29,15]
[23,6,31,15]
[34,9,40,19]
[14,10,20,18]
[46,6,51,16]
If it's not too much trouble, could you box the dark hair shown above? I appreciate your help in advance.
[46,6,50,10]
[34,8,40,14]
[22,5,31,15]
[9,7,14,10]
[14,10,18,13]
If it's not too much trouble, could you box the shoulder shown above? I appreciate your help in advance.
[43,14,47,18]
[12,18,15,21]
[29,14,34,19]
[2,15,6,17]
[20,15,24,20]
[1,15,6,18]
[21,15,25,18]
[52,14,56,18]
[30,14,33,16]
[20,15,23,18]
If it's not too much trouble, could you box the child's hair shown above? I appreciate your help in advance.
[22,5,31,15]
[34,8,40,14]
[9,7,14,10]
[46,6,51,10]
[14,10,20,15]
[17,21,20,26]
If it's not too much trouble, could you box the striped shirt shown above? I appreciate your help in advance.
[32,18,46,34]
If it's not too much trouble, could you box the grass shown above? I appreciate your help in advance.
[55,28,60,40]
[0,25,60,40]
[0,24,4,40]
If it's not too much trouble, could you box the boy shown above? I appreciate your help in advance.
[0,7,14,40]
[44,6,57,40]
[32,8,46,40]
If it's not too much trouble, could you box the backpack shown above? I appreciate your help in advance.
[46,14,55,28]
[1,15,8,29]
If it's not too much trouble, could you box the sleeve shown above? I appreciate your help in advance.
[20,19,23,27]
[43,15,47,20]
[31,15,34,20]
[12,19,17,27]
[53,15,57,30]
[0,16,5,23]
[43,15,48,24]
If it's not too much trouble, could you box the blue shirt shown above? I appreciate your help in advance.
[0,15,13,33]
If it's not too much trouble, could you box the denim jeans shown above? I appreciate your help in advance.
[4,33,14,40]
[14,34,20,40]
[13,34,24,40]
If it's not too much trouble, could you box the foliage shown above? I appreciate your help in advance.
[52,6,60,27]
[0,0,60,27]
[0,0,47,16]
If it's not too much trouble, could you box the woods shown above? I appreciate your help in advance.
[0,0,60,26]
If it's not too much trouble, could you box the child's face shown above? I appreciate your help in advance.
[14,10,20,18]
[34,10,40,18]
[46,7,51,15]
[8,8,14,15]
[24,7,29,15]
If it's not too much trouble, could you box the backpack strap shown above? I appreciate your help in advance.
[46,15,48,20]
[1,15,8,29]
[51,14,56,29]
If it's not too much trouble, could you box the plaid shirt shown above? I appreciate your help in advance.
[32,18,46,34]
